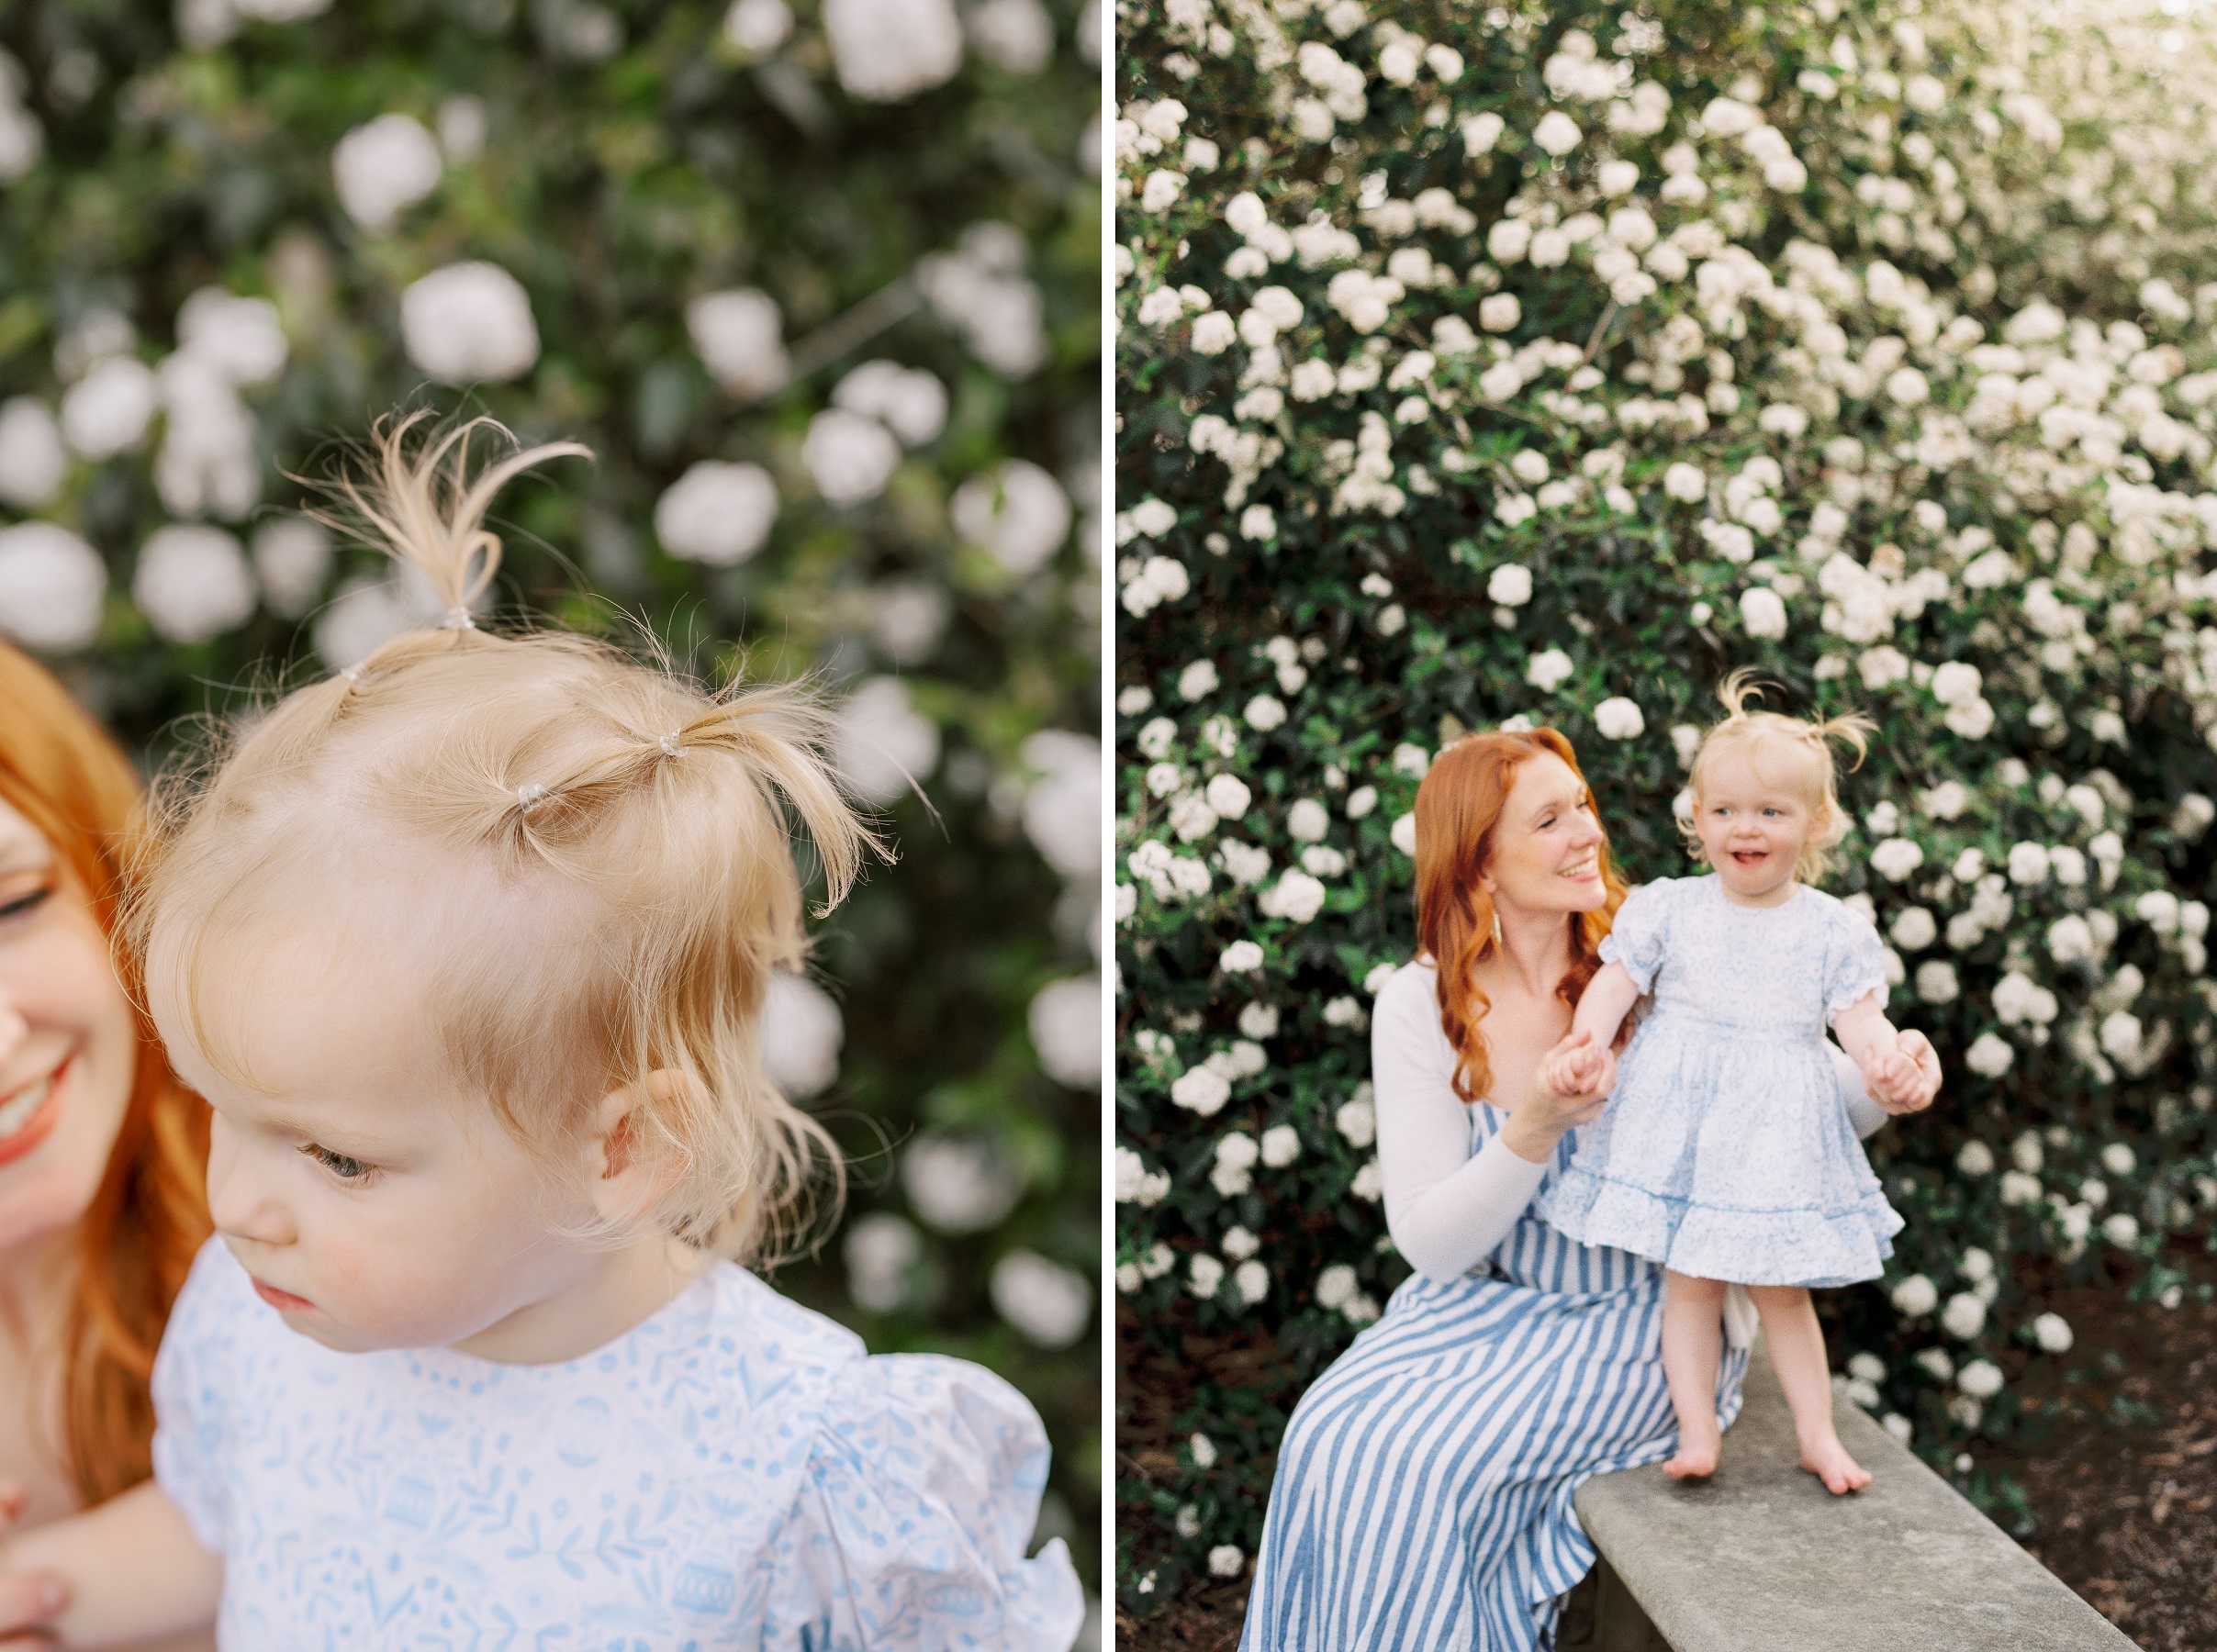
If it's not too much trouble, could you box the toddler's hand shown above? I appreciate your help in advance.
[1879,1029,1943,1114]
[1863,1041,1921,1111]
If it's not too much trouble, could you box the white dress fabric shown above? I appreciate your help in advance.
[151,1237,1083,1651]
[1539,875,1905,1288]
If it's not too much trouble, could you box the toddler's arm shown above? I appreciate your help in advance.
[1831,992,1930,1111]
[1541,960,1641,1096]
[0,1481,220,1648]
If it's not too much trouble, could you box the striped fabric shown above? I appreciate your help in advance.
[1241,1110,1750,1651]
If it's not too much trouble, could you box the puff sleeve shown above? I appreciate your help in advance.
[764,1354,1084,1651]
[148,1237,249,1556]
[1596,878,1675,993]
[1823,898,1892,1021]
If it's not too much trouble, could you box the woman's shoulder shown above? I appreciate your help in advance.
[1372,959,1448,1035]
[1375,957,1436,1003]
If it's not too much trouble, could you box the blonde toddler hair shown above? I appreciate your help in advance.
[126,413,881,1265]
[1681,669,1875,884]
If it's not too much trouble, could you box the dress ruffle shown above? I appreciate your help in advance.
[770,1354,1086,1651]
[1542,1162,1901,1288]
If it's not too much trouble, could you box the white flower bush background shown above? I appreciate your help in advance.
[1116,0,2217,1611]
[0,0,1102,1599]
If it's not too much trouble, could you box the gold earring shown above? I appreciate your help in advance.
[1491,908,1504,946]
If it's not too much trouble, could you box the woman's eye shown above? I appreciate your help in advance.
[302,1144,373,1183]
[0,885,53,922]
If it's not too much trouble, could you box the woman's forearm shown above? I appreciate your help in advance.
[0,1482,220,1648]
[1831,1042,1888,1139]
[1384,1130,1550,1281]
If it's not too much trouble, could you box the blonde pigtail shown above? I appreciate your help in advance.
[683,687,887,914]
[312,410,590,641]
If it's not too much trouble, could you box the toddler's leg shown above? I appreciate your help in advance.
[1747,1284,1870,1495]
[1660,1271,1730,1479]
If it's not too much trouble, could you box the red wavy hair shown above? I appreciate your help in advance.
[0,643,210,1505]
[1413,728,1629,1105]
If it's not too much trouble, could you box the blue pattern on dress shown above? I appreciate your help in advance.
[151,1238,1083,1651]
[1538,875,1904,1288]
[1242,1106,1750,1652]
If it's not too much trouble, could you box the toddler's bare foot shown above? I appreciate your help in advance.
[1799,1433,1871,1495]
[1663,1434,1719,1480]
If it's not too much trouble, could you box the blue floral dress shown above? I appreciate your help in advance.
[151,1238,1082,1650]
[1539,875,1904,1287]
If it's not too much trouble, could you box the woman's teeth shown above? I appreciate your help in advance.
[0,1075,53,1140]
[1562,856,1596,877]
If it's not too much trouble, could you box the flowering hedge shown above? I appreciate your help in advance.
[0,0,1102,1599]
[1114,0,2217,1612]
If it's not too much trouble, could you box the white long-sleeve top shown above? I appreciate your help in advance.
[1374,960,1890,1283]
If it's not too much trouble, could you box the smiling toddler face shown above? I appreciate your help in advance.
[1691,736,1830,904]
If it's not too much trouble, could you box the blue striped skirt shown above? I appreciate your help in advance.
[1241,1255,1748,1650]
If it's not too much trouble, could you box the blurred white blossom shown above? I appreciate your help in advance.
[954,460,1072,575]
[400,262,540,384]
[687,288,789,399]
[1030,976,1102,1088]
[834,675,940,801]
[0,523,106,652]
[331,113,443,230]
[0,397,66,508]
[991,1250,1091,1347]
[60,356,157,458]
[654,461,780,564]
[844,1211,919,1312]
[824,0,962,99]
[902,1133,1021,1233]
[760,972,844,1098]
[132,525,255,644]
[803,408,903,505]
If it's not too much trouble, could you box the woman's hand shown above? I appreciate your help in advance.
[0,1482,70,1649]
[1502,1030,1612,1165]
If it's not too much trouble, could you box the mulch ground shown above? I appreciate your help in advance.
[1977,1262,2217,1650]
[1117,1268,2217,1651]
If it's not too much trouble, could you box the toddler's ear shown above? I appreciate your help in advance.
[587,1073,693,1224]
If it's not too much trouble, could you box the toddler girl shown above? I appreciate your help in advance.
[1537,674,1932,1495]
[0,416,1083,1648]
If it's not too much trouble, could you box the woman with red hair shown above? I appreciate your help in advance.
[0,642,210,1649]
[1240,727,1936,1652]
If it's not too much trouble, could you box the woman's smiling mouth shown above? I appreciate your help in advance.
[0,1061,67,1167]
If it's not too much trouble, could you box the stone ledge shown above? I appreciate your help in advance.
[1569,1341,2139,1652]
